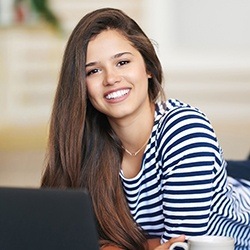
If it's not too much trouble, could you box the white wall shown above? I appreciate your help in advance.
[142,0,250,159]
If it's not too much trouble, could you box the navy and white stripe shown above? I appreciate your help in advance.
[120,99,250,250]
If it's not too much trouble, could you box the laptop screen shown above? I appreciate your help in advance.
[0,187,99,250]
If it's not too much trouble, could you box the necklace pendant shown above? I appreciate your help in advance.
[130,152,138,157]
[122,137,150,157]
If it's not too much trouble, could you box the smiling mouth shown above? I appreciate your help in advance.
[105,89,130,100]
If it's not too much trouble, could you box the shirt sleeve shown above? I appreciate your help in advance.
[158,106,224,242]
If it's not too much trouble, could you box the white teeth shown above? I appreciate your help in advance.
[106,89,129,100]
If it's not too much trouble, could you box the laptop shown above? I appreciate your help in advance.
[0,187,99,250]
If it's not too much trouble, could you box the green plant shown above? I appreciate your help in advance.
[30,0,61,32]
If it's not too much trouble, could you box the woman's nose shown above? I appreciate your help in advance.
[103,68,121,86]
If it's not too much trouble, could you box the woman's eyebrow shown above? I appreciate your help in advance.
[85,61,96,68]
[112,51,133,59]
[85,52,133,67]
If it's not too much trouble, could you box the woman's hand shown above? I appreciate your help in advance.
[153,235,186,250]
[101,235,186,250]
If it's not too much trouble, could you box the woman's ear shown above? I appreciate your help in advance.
[147,73,152,78]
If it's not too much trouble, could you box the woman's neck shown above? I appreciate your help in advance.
[109,101,155,151]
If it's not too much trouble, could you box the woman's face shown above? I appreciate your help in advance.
[85,29,151,121]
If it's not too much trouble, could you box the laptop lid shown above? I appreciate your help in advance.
[0,187,99,250]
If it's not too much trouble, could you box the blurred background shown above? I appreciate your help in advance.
[0,0,250,187]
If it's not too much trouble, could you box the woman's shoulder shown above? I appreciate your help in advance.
[155,98,210,127]
[154,99,222,165]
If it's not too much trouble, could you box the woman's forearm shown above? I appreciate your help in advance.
[146,238,161,250]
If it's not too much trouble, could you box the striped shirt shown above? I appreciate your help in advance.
[120,99,250,250]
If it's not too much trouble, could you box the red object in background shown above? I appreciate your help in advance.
[14,1,30,24]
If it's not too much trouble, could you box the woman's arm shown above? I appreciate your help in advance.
[160,107,221,240]
[101,236,185,250]
[147,238,161,249]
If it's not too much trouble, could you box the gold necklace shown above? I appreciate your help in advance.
[122,137,150,157]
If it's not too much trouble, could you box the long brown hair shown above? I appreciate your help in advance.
[41,8,165,250]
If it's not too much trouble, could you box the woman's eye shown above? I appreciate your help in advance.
[86,68,99,76]
[117,60,129,67]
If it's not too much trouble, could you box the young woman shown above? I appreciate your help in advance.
[41,8,250,250]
